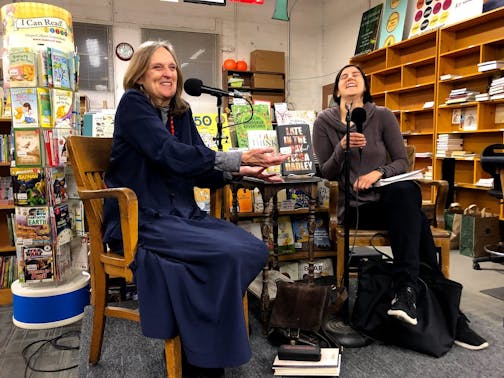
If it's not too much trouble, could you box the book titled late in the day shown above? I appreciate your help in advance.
[276,123,316,176]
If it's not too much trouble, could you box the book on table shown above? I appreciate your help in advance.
[373,169,424,187]
[276,123,316,177]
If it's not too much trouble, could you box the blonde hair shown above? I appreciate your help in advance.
[123,40,189,115]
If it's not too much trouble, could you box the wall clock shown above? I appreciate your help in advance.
[115,42,134,61]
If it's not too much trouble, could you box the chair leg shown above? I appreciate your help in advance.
[89,264,107,364]
[164,336,182,378]
[336,236,345,286]
[436,238,450,278]
[243,292,249,337]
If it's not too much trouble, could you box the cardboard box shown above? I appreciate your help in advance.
[250,50,285,73]
[252,73,284,89]
[252,91,285,103]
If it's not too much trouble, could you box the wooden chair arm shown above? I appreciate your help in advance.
[78,187,138,268]
[416,178,449,229]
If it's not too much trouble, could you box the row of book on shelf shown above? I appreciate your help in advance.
[0,255,17,289]
[444,76,504,106]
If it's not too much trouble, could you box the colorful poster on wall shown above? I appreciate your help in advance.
[354,4,384,55]
[408,0,483,38]
[1,2,74,52]
[378,0,410,48]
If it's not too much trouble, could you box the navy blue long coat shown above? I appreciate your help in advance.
[102,89,269,368]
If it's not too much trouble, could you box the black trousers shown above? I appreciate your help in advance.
[346,180,442,291]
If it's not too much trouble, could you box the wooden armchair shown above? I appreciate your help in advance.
[67,136,181,378]
[328,146,451,285]
[67,136,248,377]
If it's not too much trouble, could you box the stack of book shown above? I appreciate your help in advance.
[436,134,464,158]
[272,347,341,376]
[489,77,504,100]
[445,88,479,104]
[477,60,504,72]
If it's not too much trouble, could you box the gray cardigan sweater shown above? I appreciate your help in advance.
[313,102,409,219]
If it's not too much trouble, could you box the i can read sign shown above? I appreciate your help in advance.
[1,2,74,52]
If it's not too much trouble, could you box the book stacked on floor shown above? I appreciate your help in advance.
[272,347,341,376]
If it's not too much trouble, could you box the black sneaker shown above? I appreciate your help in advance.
[454,314,489,351]
[387,286,418,326]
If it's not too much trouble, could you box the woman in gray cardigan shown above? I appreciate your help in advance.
[313,64,488,351]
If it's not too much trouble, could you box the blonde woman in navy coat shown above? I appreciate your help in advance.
[102,40,289,377]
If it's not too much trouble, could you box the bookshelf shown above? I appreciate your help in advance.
[436,7,504,218]
[222,69,286,109]
[347,7,504,218]
[0,117,16,305]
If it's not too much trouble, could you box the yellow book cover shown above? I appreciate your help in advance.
[50,88,73,127]
[37,88,52,128]
[7,47,37,87]
[193,113,232,152]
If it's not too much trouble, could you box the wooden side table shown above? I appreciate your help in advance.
[230,176,322,330]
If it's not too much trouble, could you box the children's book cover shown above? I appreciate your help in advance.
[14,206,51,245]
[52,203,72,245]
[50,88,73,128]
[37,87,52,128]
[10,88,39,128]
[193,113,232,151]
[13,128,43,167]
[7,47,37,87]
[49,48,71,90]
[231,104,272,148]
[36,48,49,88]
[21,244,54,283]
[46,166,67,206]
[11,167,47,206]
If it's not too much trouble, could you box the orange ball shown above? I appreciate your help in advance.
[223,59,237,71]
[236,60,248,71]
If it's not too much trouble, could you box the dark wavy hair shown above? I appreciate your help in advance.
[332,64,373,105]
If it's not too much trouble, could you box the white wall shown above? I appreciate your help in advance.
[0,0,378,112]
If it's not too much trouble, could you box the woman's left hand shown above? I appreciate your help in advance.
[239,166,285,182]
[353,170,382,191]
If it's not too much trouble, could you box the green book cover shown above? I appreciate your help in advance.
[231,104,272,148]
[354,4,384,55]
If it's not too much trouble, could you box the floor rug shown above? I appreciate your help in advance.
[480,286,504,301]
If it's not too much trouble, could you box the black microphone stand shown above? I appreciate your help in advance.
[214,95,224,152]
[324,102,371,348]
[343,102,352,296]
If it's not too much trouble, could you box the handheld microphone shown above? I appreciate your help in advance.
[351,107,366,133]
[184,78,243,98]
[351,107,366,158]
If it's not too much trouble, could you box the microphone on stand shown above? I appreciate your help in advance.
[184,78,243,98]
[351,107,367,158]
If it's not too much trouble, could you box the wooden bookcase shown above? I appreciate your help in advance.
[0,117,16,305]
[436,7,504,218]
[348,7,504,218]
